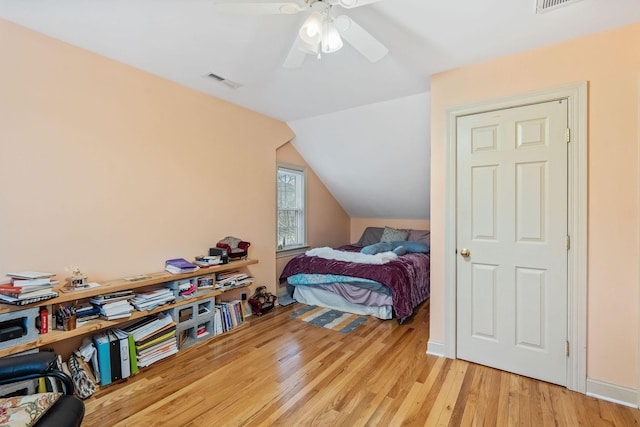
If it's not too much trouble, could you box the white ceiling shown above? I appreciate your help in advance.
[1,0,639,122]
[1,0,639,222]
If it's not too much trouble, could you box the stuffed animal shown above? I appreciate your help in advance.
[248,286,277,316]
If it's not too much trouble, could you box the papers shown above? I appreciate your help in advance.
[7,272,56,279]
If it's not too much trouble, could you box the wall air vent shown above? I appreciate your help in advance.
[536,0,582,13]
[206,72,243,89]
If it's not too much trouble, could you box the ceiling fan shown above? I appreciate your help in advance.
[213,0,388,68]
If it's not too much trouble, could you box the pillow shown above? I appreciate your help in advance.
[407,229,430,245]
[0,393,61,427]
[361,241,394,255]
[392,240,429,254]
[380,226,409,242]
[356,227,385,246]
[361,240,429,255]
[393,246,407,256]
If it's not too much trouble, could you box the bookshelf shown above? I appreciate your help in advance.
[0,259,257,359]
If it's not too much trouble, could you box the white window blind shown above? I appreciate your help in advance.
[277,165,306,251]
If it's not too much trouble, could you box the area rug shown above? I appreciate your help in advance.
[290,305,367,333]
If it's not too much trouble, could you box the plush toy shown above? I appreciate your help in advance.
[248,286,277,316]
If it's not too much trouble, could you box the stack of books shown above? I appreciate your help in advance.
[0,272,59,305]
[90,290,135,320]
[215,271,253,289]
[121,312,177,368]
[75,303,101,326]
[215,300,244,333]
[129,288,175,311]
[193,255,223,268]
[165,258,199,275]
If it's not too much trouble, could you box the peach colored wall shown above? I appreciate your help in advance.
[0,19,294,298]
[350,218,430,243]
[275,142,350,287]
[430,23,640,388]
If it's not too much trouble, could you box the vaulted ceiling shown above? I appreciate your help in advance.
[2,0,639,220]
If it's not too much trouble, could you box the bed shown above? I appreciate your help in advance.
[279,226,430,322]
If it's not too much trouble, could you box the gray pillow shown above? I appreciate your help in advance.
[407,229,430,246]
[357,227,385,246]
[380,226,409,242]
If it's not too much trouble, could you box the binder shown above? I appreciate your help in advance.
[108,330,122,382]
[113,329,130,379]
[93,332,112,386]
[114,329,138,376]
[127,332,138,375]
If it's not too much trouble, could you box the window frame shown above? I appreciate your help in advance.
[276,163,308,255]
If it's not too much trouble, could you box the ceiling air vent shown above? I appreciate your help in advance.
[206,72,243,90]
[536,0,582,13]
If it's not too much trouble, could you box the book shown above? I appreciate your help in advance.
[130,288,175,311]
[0,292,58,305]
[0,283,53,294]
[102,312,133,321]
[112,329,131,379]
[135,324,177,347]
[108,330,122,382]
[214,307,223,335]
[6,272,55,280]
[0,287,55,299]
[11,278,53,287]
[125,312,174,343]
[136,329,177,352]
[93,332,112,386]
[165,258,199,274]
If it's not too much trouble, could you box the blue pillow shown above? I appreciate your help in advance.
[392,240,430,254]
[361,241,394,255]
[393,246,407,256]
[361,241,429,255]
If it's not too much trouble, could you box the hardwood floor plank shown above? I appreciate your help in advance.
[430,360,468,426]
[80,302,640,427]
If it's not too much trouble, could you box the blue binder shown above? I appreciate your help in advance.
[93,332,112,386]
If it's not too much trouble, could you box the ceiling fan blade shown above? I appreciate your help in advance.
[330,0,383,9]
[213,2,305,15]
[283,37,309,68]
[335,15,388,62]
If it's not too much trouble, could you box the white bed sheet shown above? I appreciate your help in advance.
[293,286,393,320]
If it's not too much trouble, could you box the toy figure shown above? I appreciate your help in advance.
[248,286,277,316]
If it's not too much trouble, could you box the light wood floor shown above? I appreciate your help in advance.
[82,301,640,426]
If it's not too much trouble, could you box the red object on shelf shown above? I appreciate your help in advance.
[39,307,48,334]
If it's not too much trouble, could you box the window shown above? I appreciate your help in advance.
[277,165,306,251]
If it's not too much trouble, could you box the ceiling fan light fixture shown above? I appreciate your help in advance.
[299,11,323,44]
[321,18,343,53]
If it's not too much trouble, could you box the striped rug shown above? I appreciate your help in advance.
[290,305,367,333]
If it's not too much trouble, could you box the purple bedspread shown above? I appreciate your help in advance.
[279,245,430,319]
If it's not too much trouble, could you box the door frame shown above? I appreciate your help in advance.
[443,81,588,392]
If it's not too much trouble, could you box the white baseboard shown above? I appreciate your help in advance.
[586,378,638,408]
[426,339,445,357]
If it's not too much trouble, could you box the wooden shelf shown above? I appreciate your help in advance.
[0,258,257,315]
[0,259,258,358]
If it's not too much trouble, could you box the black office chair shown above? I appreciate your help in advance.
[0,352,84,427]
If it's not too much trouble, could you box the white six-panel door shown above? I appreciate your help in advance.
[456,100,568,386]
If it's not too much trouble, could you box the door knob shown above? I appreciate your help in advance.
[460,248,470,258]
